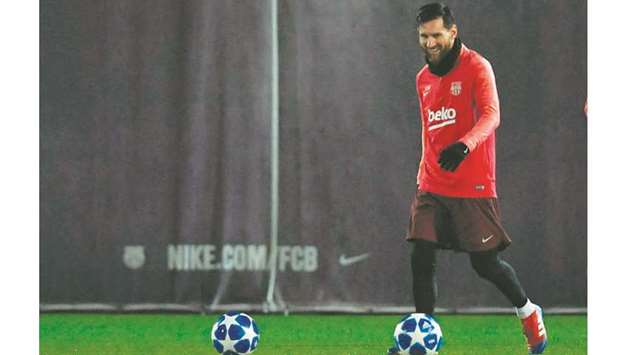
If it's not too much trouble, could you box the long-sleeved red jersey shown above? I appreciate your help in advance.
[416,44,500,198]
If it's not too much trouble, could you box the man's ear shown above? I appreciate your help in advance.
[450,25,458,40]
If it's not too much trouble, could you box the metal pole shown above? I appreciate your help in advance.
[265,0,280,312]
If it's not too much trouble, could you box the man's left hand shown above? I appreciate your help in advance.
[438,142,469,172]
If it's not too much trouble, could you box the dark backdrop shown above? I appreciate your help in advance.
[41,0,587,311]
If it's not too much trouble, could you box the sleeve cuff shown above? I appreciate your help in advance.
[460,138,475,152]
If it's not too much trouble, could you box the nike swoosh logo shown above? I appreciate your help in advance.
[339,253,370,266]
[482,235,494,243]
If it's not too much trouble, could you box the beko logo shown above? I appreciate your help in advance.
[428,107,457,130]
[428,107,456,122]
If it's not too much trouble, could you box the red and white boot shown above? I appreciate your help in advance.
[519,302,547,354]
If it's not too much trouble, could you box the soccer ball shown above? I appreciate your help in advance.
[210,312,260,354]
[390,313,443,354]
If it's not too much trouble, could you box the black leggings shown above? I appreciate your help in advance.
[411,240,527,314]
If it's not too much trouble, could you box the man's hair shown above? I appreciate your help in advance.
[416,3,456,29]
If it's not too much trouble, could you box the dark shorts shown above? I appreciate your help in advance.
[407,189,512,252]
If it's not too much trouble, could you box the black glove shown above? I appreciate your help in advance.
[438,142,469,172]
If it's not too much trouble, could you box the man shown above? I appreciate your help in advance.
[401,3,547,354]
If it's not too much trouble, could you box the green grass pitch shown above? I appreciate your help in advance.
[40,313,586,354]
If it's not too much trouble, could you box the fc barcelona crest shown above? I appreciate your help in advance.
[450,81,462,96]
[123,245,145,270]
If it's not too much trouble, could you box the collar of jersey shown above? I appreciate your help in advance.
[426,37,462,77]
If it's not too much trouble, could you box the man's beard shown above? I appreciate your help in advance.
[425,47,449,64]
[424,37,461,76]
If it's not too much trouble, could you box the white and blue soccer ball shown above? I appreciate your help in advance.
[390,313,444,354]
[210,312,260,354]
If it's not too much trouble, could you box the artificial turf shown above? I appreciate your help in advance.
[40,313,586,354]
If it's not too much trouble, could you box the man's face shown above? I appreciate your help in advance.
[418,17,457,64]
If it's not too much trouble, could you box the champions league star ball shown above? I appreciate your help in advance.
[210,312,260,354]
[390,313,444,354]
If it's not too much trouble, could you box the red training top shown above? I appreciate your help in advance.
[416,44,500,198]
